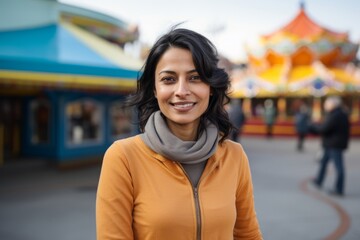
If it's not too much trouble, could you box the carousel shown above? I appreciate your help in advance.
[231,3,360,136]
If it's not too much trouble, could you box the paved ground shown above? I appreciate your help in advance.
[0,136,359,240]
[243,137,360,240]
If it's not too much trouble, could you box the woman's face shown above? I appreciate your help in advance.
[154,47,211,136]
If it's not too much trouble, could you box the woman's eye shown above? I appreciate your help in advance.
[190,75,201,81]
[161,77,175,83]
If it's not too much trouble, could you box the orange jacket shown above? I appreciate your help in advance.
[96,135,262,240]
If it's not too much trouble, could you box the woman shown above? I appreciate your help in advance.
[96,28,262,240]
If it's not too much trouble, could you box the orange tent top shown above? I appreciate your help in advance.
[262,4,348,41]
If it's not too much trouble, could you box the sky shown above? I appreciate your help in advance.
[59,0,360,62]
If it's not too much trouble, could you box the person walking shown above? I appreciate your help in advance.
[228,98,245,142]
[263,99,276,138]
[310,96,350,196]
[295,103,310,151]
[96,28,262,239]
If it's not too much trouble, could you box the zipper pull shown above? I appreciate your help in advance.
[194,187,198,197]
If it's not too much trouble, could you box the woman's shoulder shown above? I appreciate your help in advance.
[105,135,145,158]
[112,135,141,147]
[103,135,152,169]
[216,139,246,160]
[214,140,250,173]
[220,139,245,151]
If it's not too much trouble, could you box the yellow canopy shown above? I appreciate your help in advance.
[231,64,360,97]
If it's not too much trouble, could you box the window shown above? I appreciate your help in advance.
[109,101,133,139]
[66,99,103,145]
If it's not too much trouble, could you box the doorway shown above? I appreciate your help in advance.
[0,98,22,164]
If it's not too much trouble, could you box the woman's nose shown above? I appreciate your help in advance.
[175,79,190,97]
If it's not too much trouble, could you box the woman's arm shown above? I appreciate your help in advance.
[234,148,263,240]
[96,142,134,240]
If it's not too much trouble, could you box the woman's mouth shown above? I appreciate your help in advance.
[171,102,195,111]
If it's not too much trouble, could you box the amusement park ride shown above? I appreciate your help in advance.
[230,3,360,136]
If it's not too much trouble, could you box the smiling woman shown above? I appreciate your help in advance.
[154,47,211,140]
[96,27,263,240]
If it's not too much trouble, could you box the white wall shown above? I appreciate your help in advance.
[0,0,58,31]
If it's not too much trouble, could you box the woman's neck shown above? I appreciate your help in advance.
[166,120,199,141]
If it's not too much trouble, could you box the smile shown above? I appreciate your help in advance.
[171,102,196,110]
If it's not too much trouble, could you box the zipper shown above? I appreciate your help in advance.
[175,160,218,240]
[176,163,202,240]
[193,187,201,240]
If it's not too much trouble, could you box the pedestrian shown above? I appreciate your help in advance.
[96,28,262,239]
[228,98,246,142]
[263,99,276,138]
[310,96,350,196]
[295,103,310,151]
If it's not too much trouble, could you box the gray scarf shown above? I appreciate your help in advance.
[141,111,219,164]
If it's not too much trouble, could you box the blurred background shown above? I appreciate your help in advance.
[0,0,359,239]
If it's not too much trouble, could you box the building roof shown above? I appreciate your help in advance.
[0,22,143,92]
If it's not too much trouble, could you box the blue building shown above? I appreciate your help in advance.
[0,0,143,167]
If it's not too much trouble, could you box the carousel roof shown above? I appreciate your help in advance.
[232,4,360,98]
[262,4,348,42]
[0,22,143,92]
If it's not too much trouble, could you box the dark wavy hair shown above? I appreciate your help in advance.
[127,28,233,142]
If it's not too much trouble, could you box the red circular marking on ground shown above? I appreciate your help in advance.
[300,178,351,240]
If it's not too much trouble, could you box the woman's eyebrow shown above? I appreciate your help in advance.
[158,69,197,75]
[159,70,176,75]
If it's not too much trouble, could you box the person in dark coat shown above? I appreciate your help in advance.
[310,96,350,196]
[228,98,245,142]
[295,104,310,151]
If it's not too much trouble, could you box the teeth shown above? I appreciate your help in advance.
[174,103,193,108]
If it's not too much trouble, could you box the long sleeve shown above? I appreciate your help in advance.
[315,114,337,135]
[96,142,134,240]
[234,148,263,240]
